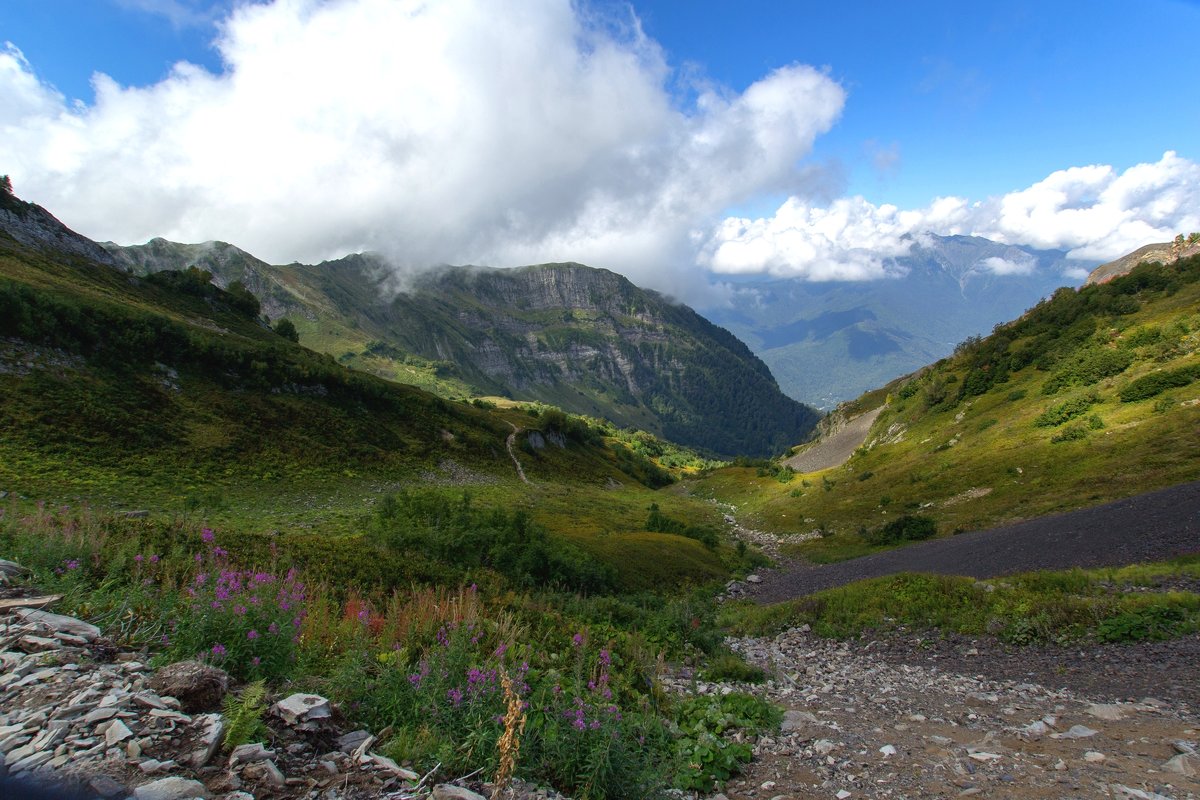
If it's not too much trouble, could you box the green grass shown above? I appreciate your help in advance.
[691,254,1200,559]
[718,557,1200,644]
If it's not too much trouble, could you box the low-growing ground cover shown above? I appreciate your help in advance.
[719,559,1200,645]
[0,501,773,798]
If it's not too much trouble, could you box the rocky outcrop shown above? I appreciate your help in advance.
[0,194,117,267]
[1085,240,1200,285]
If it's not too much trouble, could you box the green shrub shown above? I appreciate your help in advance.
[861,515,937,546]
[1050,423,1091,443]
[1034,393,1098,427]
[1119,364,1200,402]
[699,652,766,684]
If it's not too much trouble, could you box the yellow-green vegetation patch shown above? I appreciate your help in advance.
[719,557,1200,645]
[563,530,727,592]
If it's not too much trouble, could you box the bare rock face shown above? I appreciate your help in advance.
[148,661,230,713]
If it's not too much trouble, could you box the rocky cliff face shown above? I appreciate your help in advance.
[378,263,816,456]
[0,193,117,267]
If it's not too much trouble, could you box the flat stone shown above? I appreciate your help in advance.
[13,608,100,641]
[336,729,372,753]
[879,744,897,757]
[188,713,224,768]
[1083,751,1106,763]
[272,693,331,726]
[229,742,276,766]
[1052,724,1098,740]
[84,707,120,725]
[105,719,133,746]
[133,776,211,800]
[432,786,488,800]
[368,752,419,780]
[17,634,59,653]
[1163,753,1198,777]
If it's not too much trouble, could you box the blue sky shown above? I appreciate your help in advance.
[1,0,1198,295]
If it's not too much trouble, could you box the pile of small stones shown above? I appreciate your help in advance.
[680,627,1200,800]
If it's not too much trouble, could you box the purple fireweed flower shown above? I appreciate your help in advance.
[149,554,159,564]
[134,554,143,563]
[252,657,261,666]
[211,643,227,658]
[572,633,583,647]
[447,688,463,706]
[247,629,259,640]
[599,649,611,666]
[201,528,215,542]
[268,622,279,635]
[493,642,508,658]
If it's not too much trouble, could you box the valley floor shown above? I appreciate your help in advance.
[748,479,1200,603]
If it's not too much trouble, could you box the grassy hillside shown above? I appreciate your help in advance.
[692,252,1200,562]
[0,195,741,591]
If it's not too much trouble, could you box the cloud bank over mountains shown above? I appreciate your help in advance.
[1,0,1196,296]
[703,151,1200,281]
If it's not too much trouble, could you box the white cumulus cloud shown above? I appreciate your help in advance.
[0,0,845,297]
[702,152,1200,280]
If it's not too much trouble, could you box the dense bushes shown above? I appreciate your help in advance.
[1119,363,1200,402]
[1034,392,1098,427]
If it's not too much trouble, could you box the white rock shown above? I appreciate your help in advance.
[879,744,897,757]
[967,751,1001,762]
[133,776,211,800]
[1083,751,1106,763]
[836,791,853,800]
[813,739,836,756]
[1022,720,1049,737]
[272,693,331,725]
[1052,724,1098,740]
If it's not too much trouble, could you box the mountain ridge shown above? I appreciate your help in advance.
[102,240,818,457]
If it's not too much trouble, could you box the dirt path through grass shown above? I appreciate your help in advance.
[505,422,530,485]
[752,479,1200,602]
[783,405,884,473]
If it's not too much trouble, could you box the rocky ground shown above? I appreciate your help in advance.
[664,627,1200,800]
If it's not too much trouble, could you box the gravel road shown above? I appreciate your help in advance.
[754,479,1200,603]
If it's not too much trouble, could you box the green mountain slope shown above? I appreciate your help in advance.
[696,251,1200,558]
[0,191,732,590]
[102,241,818,457]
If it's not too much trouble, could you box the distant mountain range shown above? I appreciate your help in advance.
[102,240,818,457]
[701,235,1097,408]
